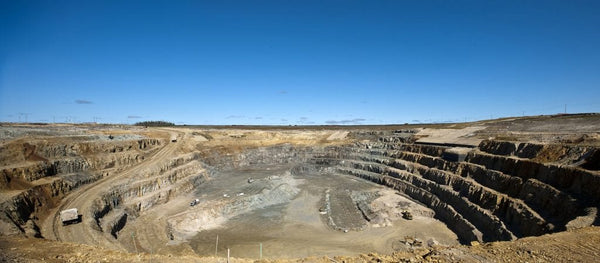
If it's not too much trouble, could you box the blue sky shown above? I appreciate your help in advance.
[1,1,599,125]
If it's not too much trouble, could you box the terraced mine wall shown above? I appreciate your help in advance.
[198,144,329,169]
[167,140,599,245]
[0,138,162,236]
[89,152,210,238]
[91,144,335,243]
[2,132,599,249]
[312,139,600,244]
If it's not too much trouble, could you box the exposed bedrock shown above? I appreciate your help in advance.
[90,153,210,238]
[2,134,599,250]
[171,141,600,244]
[479,139,600,169]
[312,140,600,244]
[199,144,325,169]
[0,138,163,236]
[0,139,161,189]
[0,139,160,166]
[1,158,90,186]
[466,152,600,204]
[167,178,300,241]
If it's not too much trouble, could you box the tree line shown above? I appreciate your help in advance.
[134,121,175,127]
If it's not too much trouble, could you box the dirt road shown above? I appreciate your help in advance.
[3,115,598,262]
[40,128,184,250]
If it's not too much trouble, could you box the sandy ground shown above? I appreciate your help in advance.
[3,114,600,262]
[182,166,458,259]
[326,131,349,141]
[39,128,183,251]
[33,127,405,259]
[2,226,599,262]
[415,127,485,146]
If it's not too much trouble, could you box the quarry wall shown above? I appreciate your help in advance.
[1,131,599,248]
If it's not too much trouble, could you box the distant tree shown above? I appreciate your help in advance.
[134,121,175,127]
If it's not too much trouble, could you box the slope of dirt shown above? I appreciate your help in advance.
[2,226,599,262]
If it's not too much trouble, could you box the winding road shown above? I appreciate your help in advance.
[40,129,185,251]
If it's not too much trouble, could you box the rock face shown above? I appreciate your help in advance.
[312,139,600,244]
[1,126,599,253]
[167,175,300,241]
[90,152,210,239]
[0,137,162,237]
[167,138,600,245]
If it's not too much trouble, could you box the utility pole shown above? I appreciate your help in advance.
[131,232,138,254]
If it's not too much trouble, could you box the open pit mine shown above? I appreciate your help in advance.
[1,114,600,262]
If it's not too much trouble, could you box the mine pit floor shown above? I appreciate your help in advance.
[181,164,459,259]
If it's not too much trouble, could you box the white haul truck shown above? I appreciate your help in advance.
[60,208,80,226]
